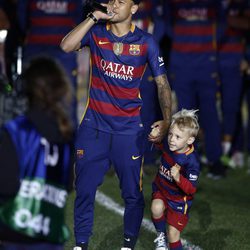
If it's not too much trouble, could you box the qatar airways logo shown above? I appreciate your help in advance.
[100,59,134,81]
[159,165,173,182]
[37,1,68,14]
[178,8,208,21]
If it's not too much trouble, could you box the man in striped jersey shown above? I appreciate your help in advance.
[163,0,228,179]
[218,0,248,163]
[61,0,172,249]
[18,0,84,127]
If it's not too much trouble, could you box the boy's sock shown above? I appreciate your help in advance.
[169,240,183,250]
[152,214,166,233]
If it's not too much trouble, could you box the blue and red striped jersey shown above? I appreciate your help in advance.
[18,0,83,47]
[218,0,248,64]
[80,23,166,134]
[153,143,200,214]
[164,0,227,67]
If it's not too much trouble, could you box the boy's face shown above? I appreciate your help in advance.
[108,0,138,23]
[168,124,194,154]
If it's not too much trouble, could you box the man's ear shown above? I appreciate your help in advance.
[131,4,138,15]
[187,136,195,145]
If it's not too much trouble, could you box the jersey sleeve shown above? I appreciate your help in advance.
[176,160,200,195]
[80,28,92,48]
[147,35,167,77]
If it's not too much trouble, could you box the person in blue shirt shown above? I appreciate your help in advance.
[60,0,172,249]
[0,57,75,250]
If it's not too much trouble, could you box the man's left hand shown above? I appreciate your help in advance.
[148,120,168,143]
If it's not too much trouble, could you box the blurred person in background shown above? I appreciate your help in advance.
[0,57,75,250]
[163,0,228,179]
[60,0,172,249]
[17,0,84,127]
[225,0,250,171]
[218,0,248,167]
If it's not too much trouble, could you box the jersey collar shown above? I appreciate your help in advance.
[106,23,136,33]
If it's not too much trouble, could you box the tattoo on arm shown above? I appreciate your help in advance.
[155,74,172,125]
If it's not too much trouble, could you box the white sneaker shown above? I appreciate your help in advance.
[154,232,168,250]
[222,141,231,155]
[121,248,132,250]
[73,247,82,250]
[231,151,244,168]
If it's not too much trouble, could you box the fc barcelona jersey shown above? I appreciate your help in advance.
[80,23,166,135]
[153,143,200,214]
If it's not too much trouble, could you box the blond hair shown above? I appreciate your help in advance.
[171,109,199,137]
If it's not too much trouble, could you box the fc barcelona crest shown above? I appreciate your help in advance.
[129,44,140,56]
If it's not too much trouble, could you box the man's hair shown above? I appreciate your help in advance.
[171,109,199,137]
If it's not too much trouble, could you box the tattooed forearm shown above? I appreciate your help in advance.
[155,74,172,126]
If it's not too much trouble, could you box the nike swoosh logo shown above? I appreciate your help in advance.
[124,238,131,241]
[178,222,183,226]
[98,40,110,45]
[132,155,141,160]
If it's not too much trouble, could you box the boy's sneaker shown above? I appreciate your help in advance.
[73,242,88,250]
[154,232,168,250]
[121,248,132,250]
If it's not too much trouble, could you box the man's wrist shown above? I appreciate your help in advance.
[87,12,98,23]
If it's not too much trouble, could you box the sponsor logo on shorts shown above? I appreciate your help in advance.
[132,155,141,160]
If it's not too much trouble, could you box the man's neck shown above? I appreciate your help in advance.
[110,20,132,37]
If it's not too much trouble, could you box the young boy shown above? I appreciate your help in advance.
[151,109,200,250]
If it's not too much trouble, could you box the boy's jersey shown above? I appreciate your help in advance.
[153,144,200,214]
[80,23,166,135]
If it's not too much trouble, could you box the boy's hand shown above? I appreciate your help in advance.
[148,120,168,143]
[171,164,181,182]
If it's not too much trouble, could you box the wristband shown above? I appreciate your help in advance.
[87,12,98,23]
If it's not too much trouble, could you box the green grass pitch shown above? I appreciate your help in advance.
[65,166,250,250]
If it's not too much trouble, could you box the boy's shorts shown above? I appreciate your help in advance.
[152,191,189,232]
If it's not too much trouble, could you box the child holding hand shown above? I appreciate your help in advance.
[151,109,200,250]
